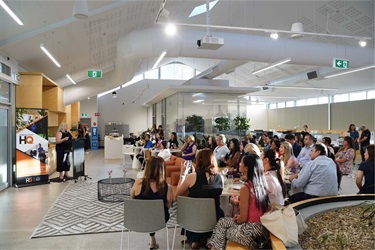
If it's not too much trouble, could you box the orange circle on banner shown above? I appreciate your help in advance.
[26,136,34,144]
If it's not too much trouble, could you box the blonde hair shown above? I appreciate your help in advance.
[216,134,227,144]
[244,143,261,156]
[58,122,67,132]
[187,134,195,142]
[280,142,293,166]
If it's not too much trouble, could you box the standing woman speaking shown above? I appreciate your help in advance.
[56,122,73,181]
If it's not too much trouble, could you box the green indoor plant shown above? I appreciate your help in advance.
[214,117,231,131]
[233,116,250,136]
[186,115,204,132]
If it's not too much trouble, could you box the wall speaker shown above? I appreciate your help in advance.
[307,71,318,79]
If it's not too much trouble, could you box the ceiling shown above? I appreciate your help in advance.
[0,0,374,105]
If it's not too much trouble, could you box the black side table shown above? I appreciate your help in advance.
[97,177,135,202]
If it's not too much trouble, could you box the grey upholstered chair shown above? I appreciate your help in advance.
[121,199,169,250]
[172,196,217,250]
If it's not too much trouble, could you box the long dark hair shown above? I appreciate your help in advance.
[142,156,166,196]
[242,154,269,213]
[207,136,217,150]
[348,124,356,132]
[196,149,218,175]
[229,138,240,159]
[263,149,287,198]
[366,144,374,162]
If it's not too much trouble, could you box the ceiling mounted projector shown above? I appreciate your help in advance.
[197,36,224,50]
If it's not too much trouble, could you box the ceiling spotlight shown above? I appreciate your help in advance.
[358,40,367,47]
[291,22,304,38]
[112,91,117,98]
[165,23,176,36]
[270,32,278,40]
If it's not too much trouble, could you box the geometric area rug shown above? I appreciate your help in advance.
[31,181,177,238]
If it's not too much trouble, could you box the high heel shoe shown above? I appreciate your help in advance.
[149,243,159,249]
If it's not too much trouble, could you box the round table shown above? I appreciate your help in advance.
[97,177,135,202]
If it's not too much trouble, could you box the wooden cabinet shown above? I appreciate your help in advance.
[16,72,79,135]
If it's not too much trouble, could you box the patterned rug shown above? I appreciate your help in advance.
[31,181,177,238]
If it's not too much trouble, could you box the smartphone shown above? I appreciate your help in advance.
[184,160,193,175]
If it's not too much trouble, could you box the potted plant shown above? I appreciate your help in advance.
[233,116,250,136]
[186,115,204,132]
[214,117,231,132]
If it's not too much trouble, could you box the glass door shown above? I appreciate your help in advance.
[0,106,9,191]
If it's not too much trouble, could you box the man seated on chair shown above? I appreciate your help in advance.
[136,134,153,165]
[288,143,338,203]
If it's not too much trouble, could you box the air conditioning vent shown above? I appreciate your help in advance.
[1,62,11,77]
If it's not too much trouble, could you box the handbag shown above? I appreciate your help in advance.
[260,204,300,247]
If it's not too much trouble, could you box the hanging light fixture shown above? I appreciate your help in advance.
[270,32,279,40]
[40,43,61,68]
[73,0,88,19]
[290,22,304,38]
[215,105,227,117]
[112,91,117,98]
[0,0,23,25]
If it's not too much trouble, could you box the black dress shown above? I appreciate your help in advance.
[56,130,72,172]
[186,170,224,243]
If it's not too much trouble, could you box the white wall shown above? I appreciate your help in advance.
[247,107,267,131]
[80,96,99,128]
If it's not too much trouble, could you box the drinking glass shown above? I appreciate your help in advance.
[227,175,234,190]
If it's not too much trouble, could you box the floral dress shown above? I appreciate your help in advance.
[336,148,355,174]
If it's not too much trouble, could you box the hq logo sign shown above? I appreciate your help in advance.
[19,135,34,145]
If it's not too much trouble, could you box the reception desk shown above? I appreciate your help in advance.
[104,136,123,159]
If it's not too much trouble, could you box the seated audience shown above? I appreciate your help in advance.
[213,134,230,167]
[136,134,153,164]
[280,142,298,173]
[285,133,301,157]
[153,132,163,149]
[177,149,224,249]
[157,141,171,161]
[263,136,273,151]
[207,154,269,250]
[181,135,197,161]
[288,143,338,203]
[130,156,173,249]
[296,134,315,167]
[262,149,287,206]
[271,139,281,158]
[220,138,240,168]
[243,143,261,157]
[229,140,248,178]
[168,132,179,149]
[322,136,335,160]
[206,136,218,151]
[356,144,374,194]
[335,136,355,174]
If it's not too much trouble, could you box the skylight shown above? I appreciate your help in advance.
[189,0,219,18]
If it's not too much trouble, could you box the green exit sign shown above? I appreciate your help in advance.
[81,113,88,117]
[88,70,102,78]
[333,58,350,69]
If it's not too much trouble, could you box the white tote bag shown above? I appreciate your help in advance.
[260,205,299,247]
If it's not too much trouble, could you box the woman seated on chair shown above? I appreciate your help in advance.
[157,141,171,161]
[180,135,197,161]
[207,154,269,250]
[177,149,224,249]
[130,156,173,249]
[153,132,163,150]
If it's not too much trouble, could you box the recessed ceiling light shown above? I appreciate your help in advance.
[270,32,278,40]
[193,99,204,103]
[165,23,176,36]
[359,40,367,47]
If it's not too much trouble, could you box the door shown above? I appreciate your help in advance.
[0,106,9,191]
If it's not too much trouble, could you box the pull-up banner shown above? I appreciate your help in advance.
[15,108,49,187]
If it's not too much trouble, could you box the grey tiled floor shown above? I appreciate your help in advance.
[0,149,362,250]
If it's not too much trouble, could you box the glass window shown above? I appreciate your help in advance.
[350,91,366,101]
[334,93,349,103]
[0,80,10,103]
[306,98,318,106]
[277,102,285,108]
[286,101,295,107]
[296,99,306,106]
[318,96,328,104]
[145,68,159,79]
[368,89,375,99]
[160,63,194,80]
[269,103,277,109]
